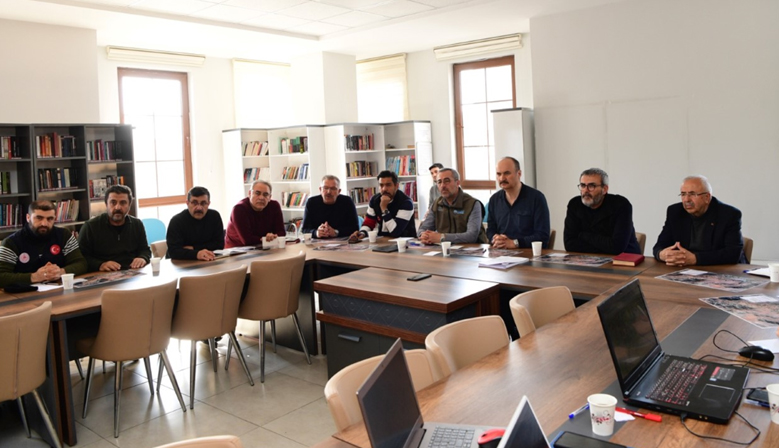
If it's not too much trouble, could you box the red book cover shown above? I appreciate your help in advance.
[613,253,645,266]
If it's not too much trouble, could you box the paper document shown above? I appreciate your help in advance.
[744,267,771,278]
[478,256,529,270]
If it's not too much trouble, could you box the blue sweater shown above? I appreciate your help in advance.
[486,184,550,248]
[301,195,359,238]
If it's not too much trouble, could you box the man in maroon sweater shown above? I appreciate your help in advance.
[224,180,286,248]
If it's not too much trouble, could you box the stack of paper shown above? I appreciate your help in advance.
[478,256,529,270]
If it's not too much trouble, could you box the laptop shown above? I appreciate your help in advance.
[496,396,550,448]
[596,279,749,424]
[356,339,490,448]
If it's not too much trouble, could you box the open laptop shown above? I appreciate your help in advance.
[356,339,491,448]
[496,396,550,448]
[597,279,749,423]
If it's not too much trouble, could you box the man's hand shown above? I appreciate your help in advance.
[265,233,278,242]
[379,193,392,212]
[419,230,442,245]
[130,258,147,269]
[348,231,364,244]
[317,222,337,238]
[32,262,64,283]
[492,234,517,249]
[660,242,698,266]
[197,249,216,261]
[99,261,122,272]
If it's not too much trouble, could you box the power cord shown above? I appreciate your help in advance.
[702,330,779,373]
[679,412,760,445]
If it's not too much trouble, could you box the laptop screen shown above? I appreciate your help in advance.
[357,339,423,448]
[597,279,663,388]
[497,396,550,448]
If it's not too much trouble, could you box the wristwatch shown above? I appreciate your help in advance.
[513,239,519,248]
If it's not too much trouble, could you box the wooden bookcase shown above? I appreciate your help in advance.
[0,124,35,233]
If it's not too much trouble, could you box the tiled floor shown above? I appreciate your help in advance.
[0,336,335,448]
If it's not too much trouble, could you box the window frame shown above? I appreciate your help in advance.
[453,55,516,189]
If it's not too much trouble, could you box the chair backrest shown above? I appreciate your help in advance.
[240,252,306,321]
[88,279,178,362]
[635,232,646,254]
[509,286,575,338]
[153,435,243,448]
[151,240,168,258]
[0,302,52,401]
[173,265,248,340]
[548,229,556,249]
[425,316,509,378]
[324,348,439,432]
[743,236,753,264]
[142,218,167,245]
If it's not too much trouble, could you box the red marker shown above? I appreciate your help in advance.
[616,406,662,422]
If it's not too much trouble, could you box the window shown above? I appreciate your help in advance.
[118,68,192,216]
[453,56,515,189]
[357,54,409,123]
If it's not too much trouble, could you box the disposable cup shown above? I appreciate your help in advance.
[532,241,543,256]
[303,233,312,244]
[769,263,779,283]
[588,393,617,436]
[397,239,407,253]
[767,384,779,424]
[262,237,272,249]
[150,257,161,273]
[441,241,452,257]
[368,230,378,243]
[278,237,286,249]
[61,273,75,290]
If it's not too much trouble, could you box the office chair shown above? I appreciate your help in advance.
[425,316,509,378]
[509,286,575,338]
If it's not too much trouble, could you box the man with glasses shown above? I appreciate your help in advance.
[564,168,640,255]
[225,180,286,248]
[166,186,224,260]
[349,170,416,241]
[653,175,746,265]
[301,175,359,239]
[418,167,489,244]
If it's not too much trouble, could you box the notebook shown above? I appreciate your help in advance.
[356,339,490,448]
[496,396,550,448]
[597,279,749,424]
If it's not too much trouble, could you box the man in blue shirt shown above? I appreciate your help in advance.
[486,157,550,249]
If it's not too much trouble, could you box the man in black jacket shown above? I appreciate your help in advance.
[653,175,746,265]
[166,186,224,260]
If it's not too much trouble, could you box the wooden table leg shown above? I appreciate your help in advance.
[50,320,77,446]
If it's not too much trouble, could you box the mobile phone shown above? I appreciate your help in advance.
[407,274,432,281]
[552,431,627,448]
[746,389,769,407]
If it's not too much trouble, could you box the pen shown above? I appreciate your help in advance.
[745,399,770,408]
[616,406,662,422]
[568,403,589,419]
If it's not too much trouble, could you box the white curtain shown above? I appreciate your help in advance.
[356,54,408,123]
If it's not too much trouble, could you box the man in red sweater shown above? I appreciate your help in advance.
[224,180,286,248]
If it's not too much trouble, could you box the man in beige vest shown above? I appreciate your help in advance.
[417,168,488,244]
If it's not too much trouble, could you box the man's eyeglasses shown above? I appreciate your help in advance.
[252,191,271,198]
[321,186,339,192]
[679,192,710,198]
[189,200,209,207]
[577,183,603,191]
[436,178,455,185]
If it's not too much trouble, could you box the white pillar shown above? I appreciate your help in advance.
[291,51,357,124]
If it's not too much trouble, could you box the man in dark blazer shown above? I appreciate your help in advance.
[653,175,746,265]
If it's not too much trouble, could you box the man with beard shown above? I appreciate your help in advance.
[225,180,286,248]
[0,200,88,287]
[166,186,224,260]
[486,157,550,249]
[564,168,640,255]
[78,185,151,271]
[348,170,415,241]
[301,175,359,239]
[653,175,746,265]
[417,168,488,244]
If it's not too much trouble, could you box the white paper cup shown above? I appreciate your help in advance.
[368,230,378,243]
[588,393,617,436]
[278,237,286,249]
[397,239,407,253]
[441,241,452,257]
[303,233,312,244]
[769,263,779,283]
[262,237,272,249]
[532,241,543,256]
[150,257,161,273]
[61,273,75,290]
[767,384,779,424]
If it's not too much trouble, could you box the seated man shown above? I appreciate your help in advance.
[167,186,224,260]
[78,185,151,271]
[225,180,285,248]
[349,170,416,241]
[487,157,550,249]
[653,175,746,265]
[301,175,359,239]
[564,168,640,255]
[427,163,443,210]
[417,168,488,244]
[0,200,88,287]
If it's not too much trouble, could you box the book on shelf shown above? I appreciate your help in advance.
[346,160,378,178]
[386,155,416,176]
[399,181,417,202]
[0,136,21,159]
[0,172,11,194]
[87,140,123,161]
[281,191,308,208]
[53,199,79,222]
[281,163,309,181]
[344,134,374,151]
[38,168,78,190]
[243,141,269,156]
[36,133,77,158]
[279,136,308,154]
[348,186,378,204]
[88,175,125,199]
[243,167,270,183]
[0,203,23,228]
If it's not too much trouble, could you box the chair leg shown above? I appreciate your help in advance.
[31,389,63,448]
[259,320,266,383]
[160,350,187,413]
[74,358,84,380]
[270,320,277,353]
[82,357,95,418]
[16,397,30,437]
[102,360,106,374]
[292,313,312,365]
[227,331,254,386]
[156,355,164,393]
[189,341,197,410]
[208,338,218,373]
[113,360,124,438]
[224,338,232,371]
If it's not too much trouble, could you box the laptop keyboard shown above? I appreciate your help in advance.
[429,427,475,448]
[646,359,707,405]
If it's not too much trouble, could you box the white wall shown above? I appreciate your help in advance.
[0,19,99,123]
[531,0,779,259]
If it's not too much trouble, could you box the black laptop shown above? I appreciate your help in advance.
[596,279,749,423]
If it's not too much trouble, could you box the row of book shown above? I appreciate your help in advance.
[0,203,23,228]
[53,199,79,223]
[87,140,123,161]
[344,134,374,151]
[88,176,125,199]
[243,141,269,157]
[281,164,309,181]
[386,155,416,176]
[38,168,78,191]
[36,133,77,158]
[348,186,378,205]
[281,191,308,208]
[346,160,379,178]
[280,136,308,154]
[243,167,270,183]
[0,136,22,159]
[399,181,418,202]
[0,172,13,194]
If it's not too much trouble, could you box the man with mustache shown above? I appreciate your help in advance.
[349,170,415,241]
[653,175,746,266]
[486,157,550,249]
[0,200,87,287]
[225,180,286,248]
[78,185,152,271]
[301,175,359,239]
[564,168,640,255]
[417,168,488,244]
[166,186,224,260]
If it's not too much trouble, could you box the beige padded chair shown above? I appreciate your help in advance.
[743,237,753,264]
[635,232,646,254]
[151,240,168,258]
[425,316,509,378]
[153,435,243,448]
[509,286,575,338]
[161,265,254,409]
[548,229,556,249]
[78,279,186,437]
[0,302,62,448]
[226,252,311,382]
[324,348,437,432]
